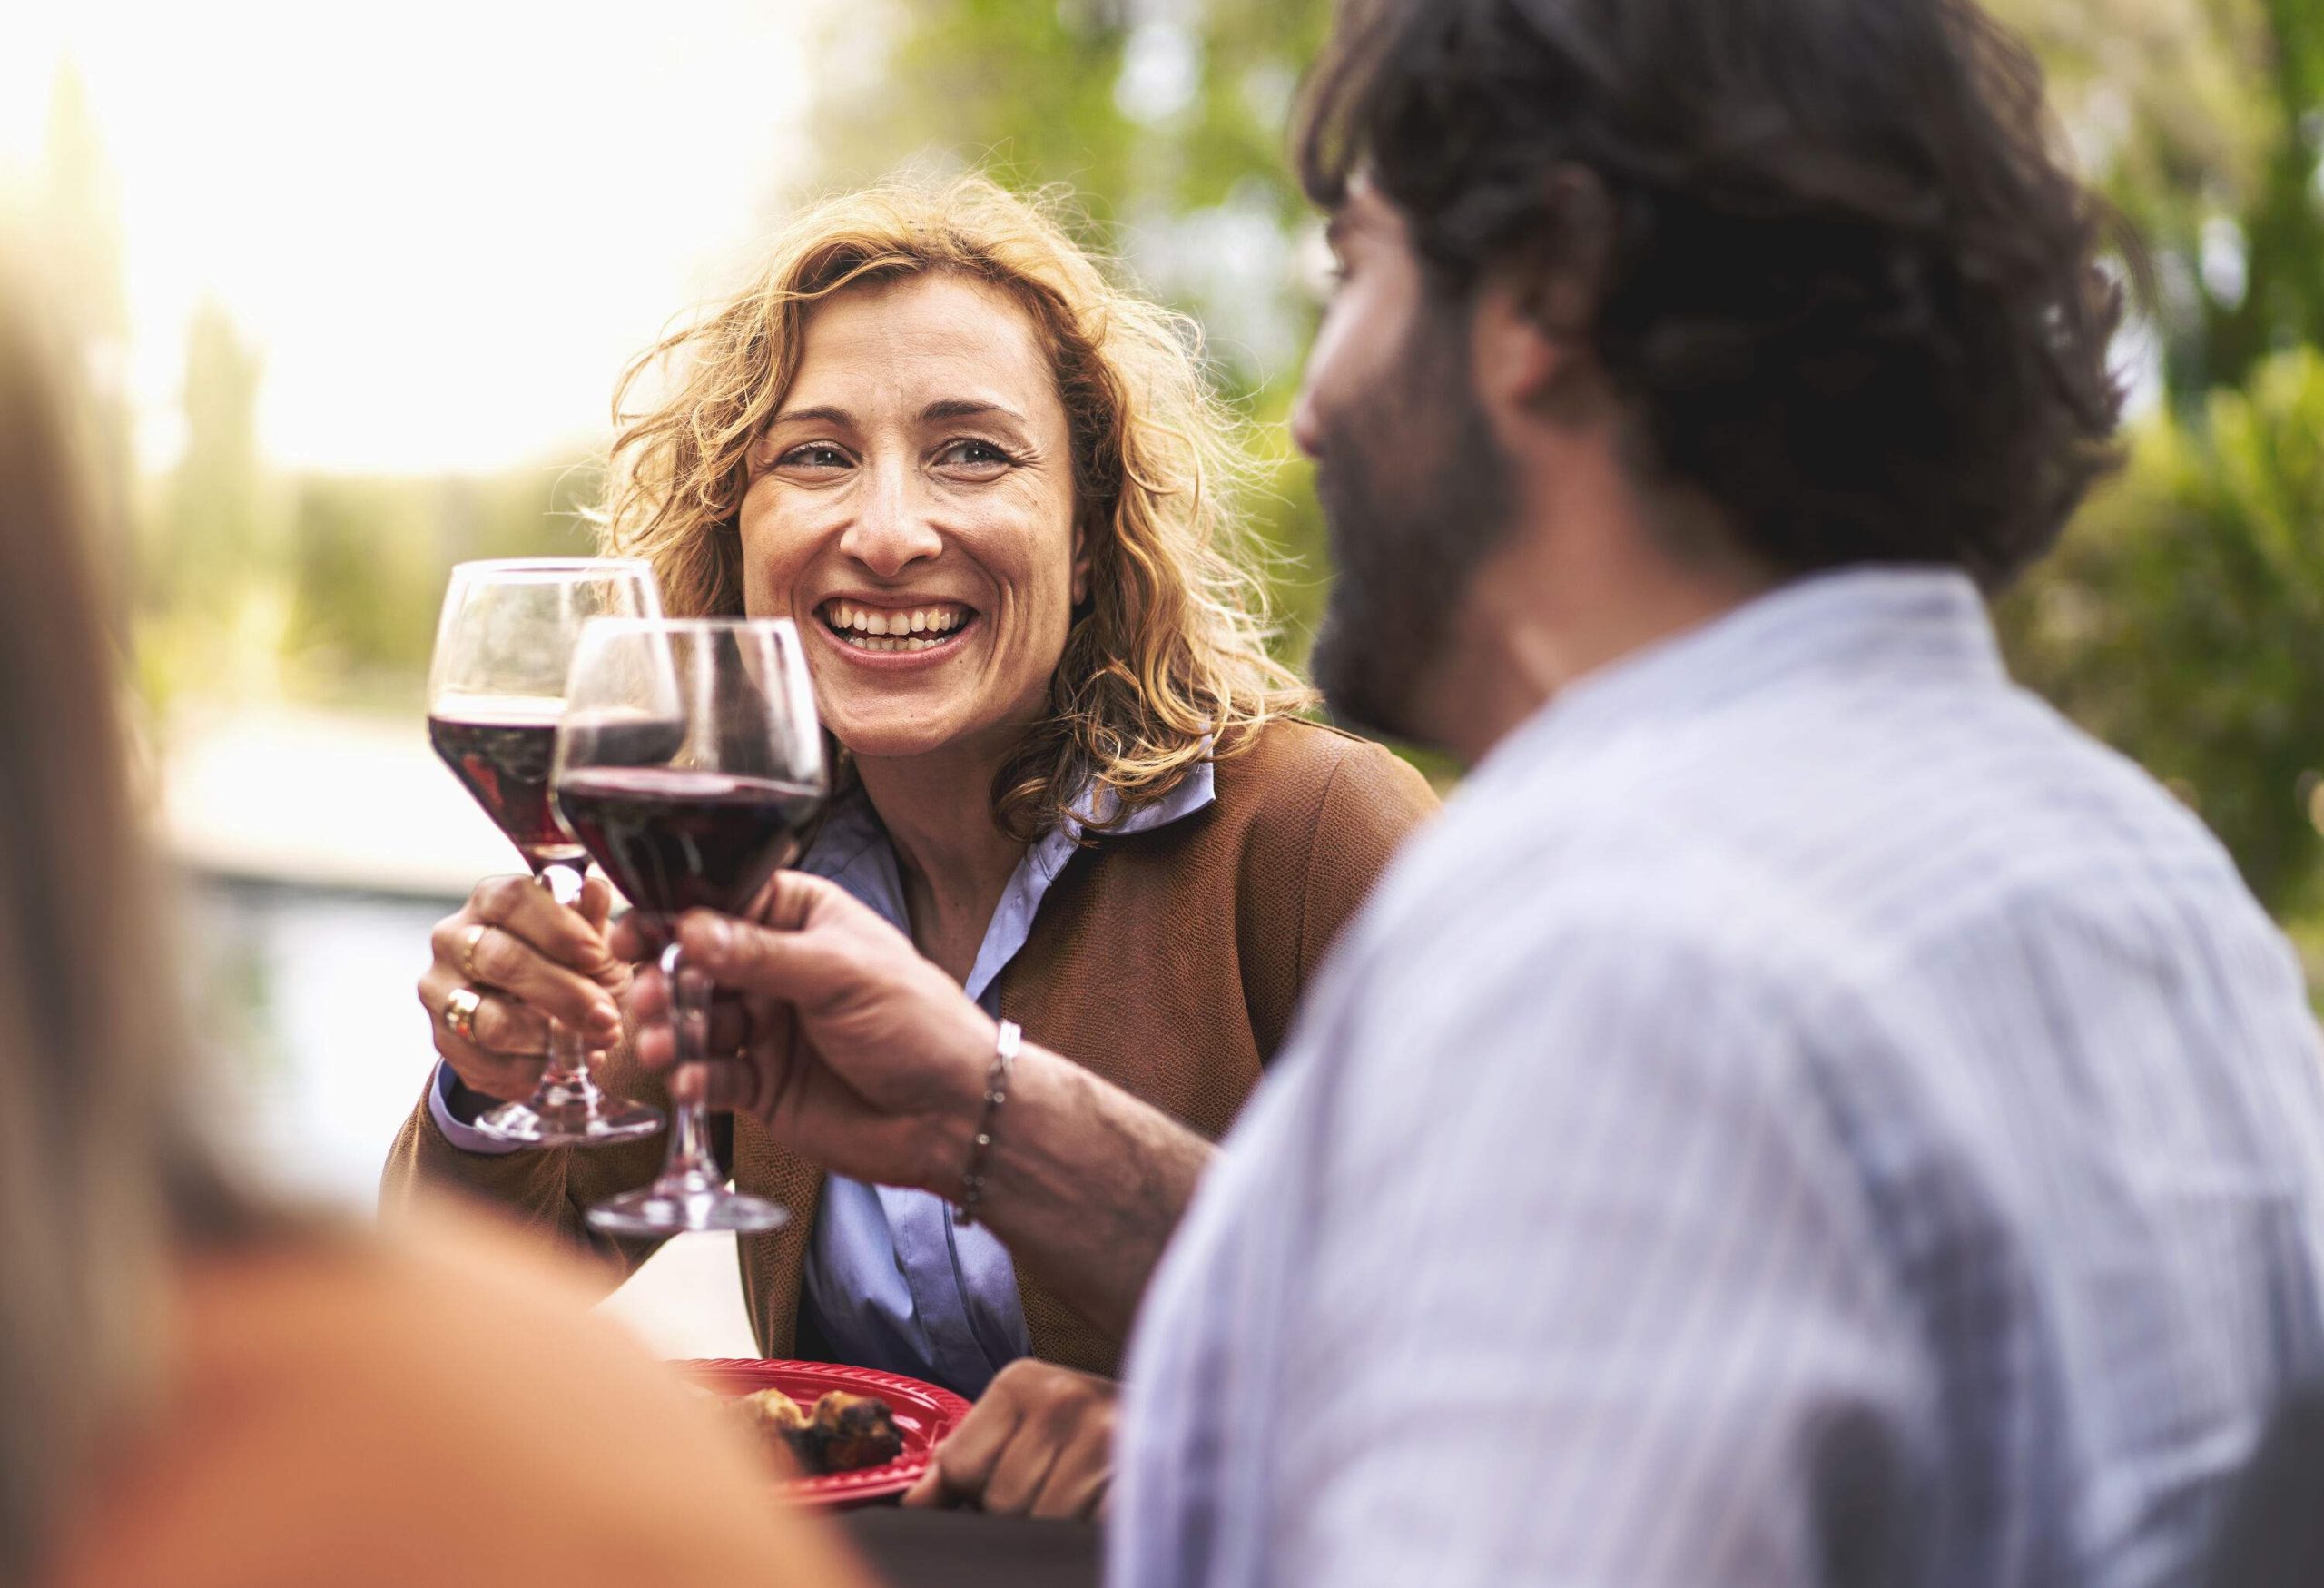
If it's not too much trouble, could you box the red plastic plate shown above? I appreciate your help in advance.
[681,1357,970,1507]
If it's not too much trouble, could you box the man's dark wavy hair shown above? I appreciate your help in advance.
[1295,0,2132,589]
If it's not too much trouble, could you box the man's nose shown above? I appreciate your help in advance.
[1289,385,1325,461]
[839,460,943,577]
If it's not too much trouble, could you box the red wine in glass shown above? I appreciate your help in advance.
[428,704,590,874]
[558,616,826,1238]
[425,556,665,1149]
[555,770,825,918]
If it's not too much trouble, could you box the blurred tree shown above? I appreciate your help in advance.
[133,302,296,708]
[282,465,599,707]
[1989,0,2324,932]
[2001,350,2324,918]
[158,303,271,613]
[1991,0,2323,397]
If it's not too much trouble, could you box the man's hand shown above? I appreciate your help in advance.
[903,1361,1117,1520]
[610,872,995,1195]
[613,870,1217,1336]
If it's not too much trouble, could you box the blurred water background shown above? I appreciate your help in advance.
[1,0,2318,1355]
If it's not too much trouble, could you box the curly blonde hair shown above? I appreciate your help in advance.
[602,174,1313,842]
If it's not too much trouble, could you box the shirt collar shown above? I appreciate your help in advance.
[795,755,1218,1004]
[1474,565,2002,789]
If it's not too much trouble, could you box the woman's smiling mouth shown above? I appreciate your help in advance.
[819,597,979,655]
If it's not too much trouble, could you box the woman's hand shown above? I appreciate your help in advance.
[418,873,628,1100]
[608,872,995,1194]
[904,1360,1117,1519]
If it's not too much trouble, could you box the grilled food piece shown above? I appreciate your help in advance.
[794,1391,906,1475]
[734,1387,810,1437]
[728,1386,903,1475]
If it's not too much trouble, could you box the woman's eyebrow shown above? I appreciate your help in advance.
[768,403,854,429]
[922,399,1029,426]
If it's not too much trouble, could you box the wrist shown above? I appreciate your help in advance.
[911,1005,1005,1196]
[950,1019,1022,1226]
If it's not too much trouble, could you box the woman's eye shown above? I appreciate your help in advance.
[936,438,1013,469]
[777,443,851,470]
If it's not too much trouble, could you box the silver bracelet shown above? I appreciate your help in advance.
[952,1019,1021,1227]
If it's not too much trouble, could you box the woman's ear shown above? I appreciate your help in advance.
[1070,516,1094,607]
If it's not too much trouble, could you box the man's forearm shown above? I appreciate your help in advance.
[961,1044,1215,1341]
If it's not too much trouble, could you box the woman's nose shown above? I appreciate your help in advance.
[839,462,943,577]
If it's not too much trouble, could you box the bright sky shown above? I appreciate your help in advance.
[0,0,832,473]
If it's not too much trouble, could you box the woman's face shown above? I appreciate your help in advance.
[738,271,1086,767]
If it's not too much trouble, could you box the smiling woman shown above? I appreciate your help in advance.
[606,176,1305,843]
[382,173,1439,1519]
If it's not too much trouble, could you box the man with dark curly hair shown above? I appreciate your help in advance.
[608,0,2324,1578]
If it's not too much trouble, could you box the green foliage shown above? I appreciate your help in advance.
[1993,0,2324,396]
[1999,349,2324,915]
[1984,0,2324,932]
[280,466,599,707]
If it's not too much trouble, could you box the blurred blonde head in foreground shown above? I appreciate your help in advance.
[0,245,255,1588]
[603,173,1313,843]
[0,251,867,1588]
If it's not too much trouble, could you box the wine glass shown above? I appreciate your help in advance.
[426,557,666,1146]
[554,616,827,1236]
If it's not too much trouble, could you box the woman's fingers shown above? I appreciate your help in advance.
[901,1361,1115,1517]
[576,872,616,933]
[418,967,550,1100]
[419,966,550,1054]
[428,894,623,1041]
[1030,1425,1112,1521]
[469,873,616,970]
[979,1431,1063,1518]
[904,1390,1024,1510]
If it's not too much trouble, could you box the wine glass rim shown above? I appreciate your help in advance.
[450,557,655,578]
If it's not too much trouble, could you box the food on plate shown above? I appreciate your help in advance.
[732,1386,906,1476]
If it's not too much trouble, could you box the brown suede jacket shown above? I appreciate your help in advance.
[381,716,1438,1376]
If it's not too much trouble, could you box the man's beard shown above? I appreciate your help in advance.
[1309,301,1516,748]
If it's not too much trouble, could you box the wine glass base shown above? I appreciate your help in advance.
[586,1183,791,1238]
[475,1092,665,1148]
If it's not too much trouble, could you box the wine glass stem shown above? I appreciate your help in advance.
[655,937,723,1190]
[538,862,592,1086]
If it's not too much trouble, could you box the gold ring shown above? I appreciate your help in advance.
[459,922,488,981]
[442,985,482,1042]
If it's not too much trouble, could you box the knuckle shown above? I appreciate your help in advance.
[470,928,520,984]
[477,1000,534,1055]
[480,875,534,918]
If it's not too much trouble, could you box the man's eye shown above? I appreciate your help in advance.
[779,443,851,470]
[937,439,1013,469]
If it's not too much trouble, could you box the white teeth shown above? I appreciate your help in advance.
[822,601,970,646]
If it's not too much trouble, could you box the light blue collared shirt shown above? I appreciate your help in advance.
[1116,568,2324,1587]
[430,758,1218,1401]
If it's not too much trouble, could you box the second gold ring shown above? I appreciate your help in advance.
[442,984,483,1042]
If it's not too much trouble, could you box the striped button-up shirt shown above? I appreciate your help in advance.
[1114,567,2324,1587]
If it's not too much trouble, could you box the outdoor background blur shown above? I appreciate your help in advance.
[3,0,2319,1349]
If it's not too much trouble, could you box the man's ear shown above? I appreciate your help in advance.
[1473,165,1614,413]
[1471,284,1568,413]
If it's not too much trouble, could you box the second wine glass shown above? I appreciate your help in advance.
[554,616,828,1237]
